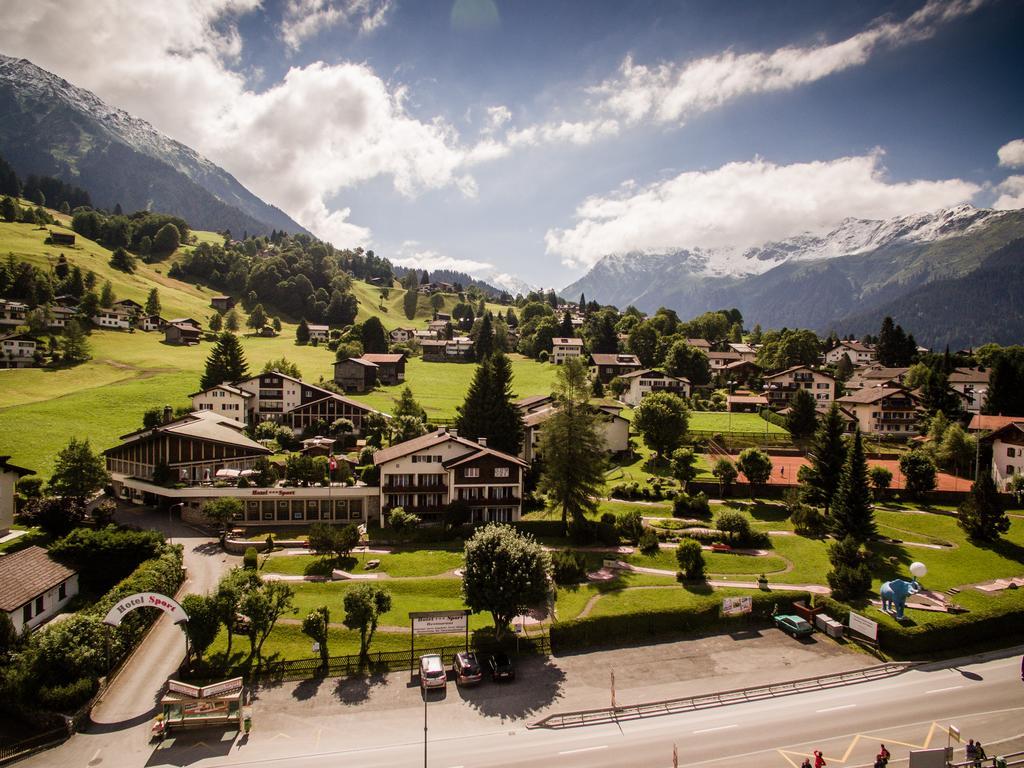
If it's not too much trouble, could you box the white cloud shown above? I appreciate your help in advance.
[280,0,394,50]
[483,105,511,133]
[545,152,981,268]
[595,0,986,128]
[0,0,479,250]
[997,138,1024,169]
[392,249,495,274]
[993,175,1024,210]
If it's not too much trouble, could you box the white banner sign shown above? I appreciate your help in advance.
[847,611,878,641]
[722,596,753,616]
[103,592,188,626]
[410,611,468,635]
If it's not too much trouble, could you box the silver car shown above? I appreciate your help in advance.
[420,654,447,690]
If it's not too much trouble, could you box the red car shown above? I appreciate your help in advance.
[453,652,483,685]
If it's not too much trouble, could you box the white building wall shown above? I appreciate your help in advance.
[9,574,79,634]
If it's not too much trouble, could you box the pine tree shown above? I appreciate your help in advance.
[828,429,876,542]
[475,312,495,360]
[559,310,574,338]
[538,358,605,532]
[208,312,223,332]
[224,308,240,332]
[296,317,310,344]
[799,403,847,514]
[145,288,161,316]
[957,471,1010,542]
[484,352,524,456]
[108,246,135,273]
[60,319,90,363]
[99,280,115,307]
[247,303,267,330]
[455,358,494,445]
[393,387,426,422]
[200,332,249,390]
[361,317,388,353]
[786,387,818,438]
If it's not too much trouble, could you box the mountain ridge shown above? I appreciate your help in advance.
[0,54,309,238]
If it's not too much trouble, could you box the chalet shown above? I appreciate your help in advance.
[413,329,437,342]
[48,230,76,246]
[418,282,455,294]
[433,313,452,322]
[92,308,133,330]
[139,314,168,332]
[845,366,910,393]
[333,357,379,393]
[48,305,78,329]
[686,338,712,352]
[0,455,33,536]
[0,332,38,368]
[727,342,758,362]
[361,353,406,385]
[589,352,642,383]
[190,382,254,424]
[307,324,330,343]
[981,421,1024,490]
[211,296,235,312]
[824,341,877,367]
[708,351,742,372]
[0,546,78,633]
[374,428,526,524]
[721,359,762,384]
[112,299,144,317]
[0,300,28,327]
[948,367,989,414]
[836,386,921,436]
[967,414,1024,434]
[421,339,448,362]
[427,319,450,336]
[727,394,769,413]
[165,321,201,345]
[300,436,336,457]
[390,328,415,344]
[763,366,836,406]
[617,369,691,407]
[520,402,630,464]
[422,337,473,362]
[550,337,584,364]
[233,371,385,434]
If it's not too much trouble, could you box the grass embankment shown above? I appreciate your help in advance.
[263,548,465,578]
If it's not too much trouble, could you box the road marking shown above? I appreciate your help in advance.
[926,685,964,694]
[816,704,857,713]
[558,745,608,755]
[693,724,738,734]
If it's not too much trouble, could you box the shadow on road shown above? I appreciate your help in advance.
[728,628,764,641]
[88,707,162,733]
[291,675,325,701]
[333,669,388,705]
[457,657,565,720]
[145,727,238,767]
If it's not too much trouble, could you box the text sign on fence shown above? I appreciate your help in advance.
[847,611,878,641]
[722,596,753,616]
[409,610,469,635]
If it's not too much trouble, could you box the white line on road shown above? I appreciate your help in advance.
[558,745,608,755]
[817,704,857,713]
[926,685,964,694]
[693,724,738,734]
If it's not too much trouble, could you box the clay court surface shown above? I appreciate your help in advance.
[726,454,972,492]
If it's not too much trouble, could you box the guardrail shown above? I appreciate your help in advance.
[950,750,1024,767]
[529,661,914,729]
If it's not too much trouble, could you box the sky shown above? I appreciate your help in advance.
[1,0,1022,291]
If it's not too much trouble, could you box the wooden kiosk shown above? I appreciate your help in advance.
[161,678,245,731]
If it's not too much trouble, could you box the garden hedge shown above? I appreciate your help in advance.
[551,590,810,651]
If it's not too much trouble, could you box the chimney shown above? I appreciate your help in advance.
[449,429,458,438]
[163,405,173,423]
[478,437,487,447]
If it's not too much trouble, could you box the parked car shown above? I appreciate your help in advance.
[488,652,515,682]
[420,654,447,690]
[773,614,813,637]
[453,652,483,685]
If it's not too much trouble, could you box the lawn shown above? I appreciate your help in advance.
[689,411,788,435]
[263,548,465,578]
[586,584,757,618]
[624,548,790,577]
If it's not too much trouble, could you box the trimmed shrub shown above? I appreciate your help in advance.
[714,511,753,544]
[243,547,258,569]
[638,527,660,555]
[673,491,710,518]
[551,550,588,585]
[675,539,705,581]
[790,504,827,537]
[615,509,644,543]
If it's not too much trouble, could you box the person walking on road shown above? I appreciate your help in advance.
[974,741,987,767]
[814,749,827,768]
[966,740,978,763]
[877,744,890,766]
[800,759,811,768]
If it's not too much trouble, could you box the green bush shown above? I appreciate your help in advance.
[673,491,710,518]
[552,591,810,650]
[714,511,752,543]
[551,550,588,585]
[638,527,660,555]
[37,676,98,712]
[243,547,258,570]
[675,539,705,581]
[790,503,827,537]
[50,525,164,592]
[615,509,644,543]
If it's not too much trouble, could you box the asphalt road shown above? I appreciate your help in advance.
[23,505,233,768]
[161,650,1023,768]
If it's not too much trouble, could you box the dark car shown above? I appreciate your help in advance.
[488,652,515,682]
[773,614,814,637]
[453,652,483,685]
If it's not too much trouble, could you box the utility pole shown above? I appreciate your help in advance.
[423,692,428,768]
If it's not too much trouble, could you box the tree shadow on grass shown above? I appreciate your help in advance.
[871,540,914,583]
[973,536,1024,565]
[458,656,566,720]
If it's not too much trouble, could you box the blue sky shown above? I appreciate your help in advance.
[2,1,1023,291]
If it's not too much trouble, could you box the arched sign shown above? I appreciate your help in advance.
[103,592,189,626]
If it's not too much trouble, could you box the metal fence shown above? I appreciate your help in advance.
[191,635,550,684]
[0,728,69,765]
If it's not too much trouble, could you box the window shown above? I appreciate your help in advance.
[465,467,480,478]
[1009,448,1017,458]
[494,467,510,478]
[1007,465,1015,476]
[23,604,31,623]
[35,596,44,615]
[59,582,66,600]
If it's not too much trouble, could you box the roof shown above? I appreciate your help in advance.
[373,429,526,467]
[336,357,378,368]
[980,421,1024,444]
[728,343,755,354]
[0,332,37,343]
[764,365,836,381]
[514,394,554,411]
[167,317,201,327]
[113,411,270,454]
[727,394,768,404]
[443,445,528,469]
[616,368,689,383]
[188,382,254,399]
[859,366,910,380]
[113,299,143,308]
[0,546,77,612]
[420,339,448,347]
[0,456,34,477]
[686,338,711,347]
[707,351,742,361]
[552,337,583,345]
[837,386,917,405]
[589,353,641,366]
[948,367,989,385]
[361,353,407,364]
[834,340,874,353]
[307,324,329,332]
[723,359,761,371]
[967,414,1024,432]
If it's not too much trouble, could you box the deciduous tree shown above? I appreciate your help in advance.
[634,392,689,462]
[736,447,772,497]
[343,584,392,659]
[181,594,222,663]
[301,605,331,668]
[47,437,109,507]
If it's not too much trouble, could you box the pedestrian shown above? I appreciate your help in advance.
[878,744,890,765]
[814,750,827,768]
[966,740,978,762]
[975,741,987,767]
[801,759,811,768]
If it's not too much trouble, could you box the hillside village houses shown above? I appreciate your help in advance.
[139,314,168,332]
[0,332,38,368]
[164,318,202,345]
[618,369,691,407]
[550,337,584,364]
[374,428,526,524]
[210,295,235,312]
[1,455,33,536]
[0,546,79,634]
[333,357,379,393]
[0,300,27,328]
[92,307,133,330]
[516,395,630,464]
[389,327,414,344]
[825,340,878,367]
[836,385,922,436]
[763,365,837,406]
[422,336,473,362]
[307,324,330,343]
[589,352,643,383]
[948,367,990,414]
[981,419,1024,490]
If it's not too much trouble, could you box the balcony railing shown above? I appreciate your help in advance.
[382,480,447,493]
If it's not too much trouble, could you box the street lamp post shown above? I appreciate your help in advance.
[423,691,428,768]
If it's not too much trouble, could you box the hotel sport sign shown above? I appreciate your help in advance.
[103,592,189,626]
